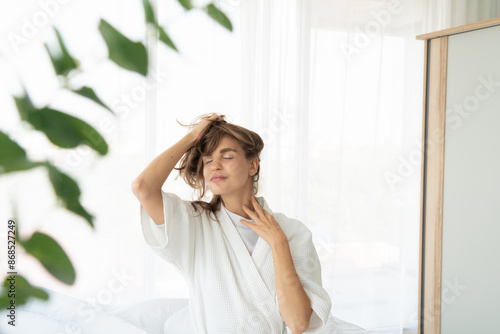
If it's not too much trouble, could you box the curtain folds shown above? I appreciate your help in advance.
[224,0,500,332]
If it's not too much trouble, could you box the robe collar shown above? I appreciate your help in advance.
[218,196,272,265]
[216,196,285,332]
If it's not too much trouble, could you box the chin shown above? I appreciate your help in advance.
[208,188,222,196]
[211,190,226,196]
[209,187,231,197]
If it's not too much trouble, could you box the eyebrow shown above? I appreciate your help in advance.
[204,148,238,157]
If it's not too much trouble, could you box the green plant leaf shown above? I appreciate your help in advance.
[177,0,193,10]
[0,131,25,160]
[13,94,36,122]
[98,19,148,76]
[204,3,232,31]
[45,43,66,76]
[21,231,76,285]
[54,28,78,70]
[27,107,108,155]
[0,275,49,309]
[142,0,178,52]
[143,0,156,25]
[45,27,78,76]
[45,163,94,228]
[0,131,44,174]
[72,86,113,113]
[14,92,108,155]
[158,26,179,52]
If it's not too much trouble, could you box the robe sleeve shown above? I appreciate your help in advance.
[287,221,332,333]
[140,190,197,275]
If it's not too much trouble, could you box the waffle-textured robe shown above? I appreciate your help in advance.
[140,191,332,334]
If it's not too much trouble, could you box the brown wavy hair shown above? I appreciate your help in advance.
[174,113,264,221]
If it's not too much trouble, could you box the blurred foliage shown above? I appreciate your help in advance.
[0,0,232,309]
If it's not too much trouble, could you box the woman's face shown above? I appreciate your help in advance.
[202,134,257,196]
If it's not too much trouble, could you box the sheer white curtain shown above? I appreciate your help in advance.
[154,0,497,332]
[420,0,500,33]
[236,0,424,331]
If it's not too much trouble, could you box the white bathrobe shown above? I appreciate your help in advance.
[141,191,332,334]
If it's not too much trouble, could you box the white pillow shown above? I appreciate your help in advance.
[0,308,66,333]
[162,305,196,334]
[111,298,189,334]
[3,290,151,334]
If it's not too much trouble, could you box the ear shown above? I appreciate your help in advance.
[249,157,259,176]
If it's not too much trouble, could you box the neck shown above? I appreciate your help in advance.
[220,183,255,219]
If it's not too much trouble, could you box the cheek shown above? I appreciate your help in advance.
[228,161,248,176]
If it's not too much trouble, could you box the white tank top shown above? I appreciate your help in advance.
[221,202,260,255]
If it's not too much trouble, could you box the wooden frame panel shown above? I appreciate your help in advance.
[419,36,448,334]
[416,17,500,40]
[418,18,500,334]
[417,39,427,334]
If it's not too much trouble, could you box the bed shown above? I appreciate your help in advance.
[0,288,387,334]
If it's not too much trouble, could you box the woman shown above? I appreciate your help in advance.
[132,113,331,334]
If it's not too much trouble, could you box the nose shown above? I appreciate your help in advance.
[211,159,222,171]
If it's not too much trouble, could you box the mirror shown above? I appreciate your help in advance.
[441,24,500,333]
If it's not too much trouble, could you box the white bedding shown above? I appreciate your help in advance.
[0,288,387,334]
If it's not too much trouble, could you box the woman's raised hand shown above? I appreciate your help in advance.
[189,113,224,144]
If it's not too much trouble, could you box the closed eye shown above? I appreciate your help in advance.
[204,156,232,164]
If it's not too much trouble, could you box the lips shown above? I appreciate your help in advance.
[211,175,227,182]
